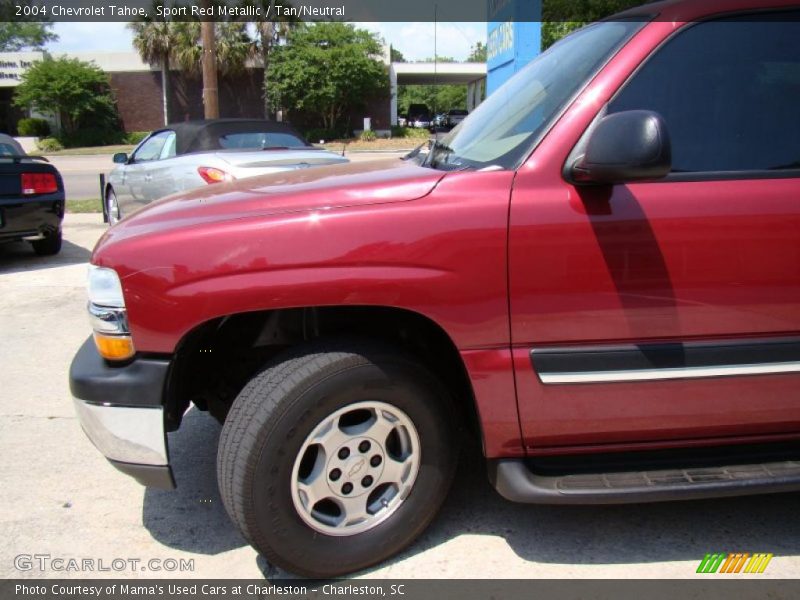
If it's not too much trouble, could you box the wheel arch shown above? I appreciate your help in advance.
[163,305,484,447]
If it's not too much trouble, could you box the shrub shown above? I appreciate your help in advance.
[390,126,430,139]
[13,56,119,138]
[123,131,149,145]
[58,127,124,148]
[36,137,64,152]
[359,129,377,141]
[304,128,346,143]
[17,117,51,137]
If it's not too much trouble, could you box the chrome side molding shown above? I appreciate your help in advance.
[531,338,800,384]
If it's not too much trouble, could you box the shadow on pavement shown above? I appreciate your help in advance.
[0,238,91,274]
[142,408,800,575]
[142,408,247,555]
[382,440,800,572]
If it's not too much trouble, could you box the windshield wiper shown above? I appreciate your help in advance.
[425,139,455,169]
[402,141,429,161]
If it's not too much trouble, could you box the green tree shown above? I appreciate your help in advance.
[239,0,299,117]
[467,41,487,62]
[390,47,406,63]
[398,85,467,116]
[13,56,117,136]
[0,22,57,51]
[267,23,388,132]
[129,19,179,125]
[398,56,467,116]
[541,0,644,49]
[172,22,255,76]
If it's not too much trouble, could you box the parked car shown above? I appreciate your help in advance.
[105,119,349,224]
[71,0,800,579]
[445,109,468,128]
[407,103,432,129]
[432,113,448,129]
[410,114,432,129]
[0,133,64,256]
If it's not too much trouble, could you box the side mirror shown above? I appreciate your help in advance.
[112,152,129,164]
[571,110,671,185]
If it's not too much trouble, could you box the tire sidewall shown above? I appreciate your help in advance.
[246,358,455,576]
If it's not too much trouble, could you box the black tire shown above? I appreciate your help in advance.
[31,230,62,256]
[217,339,458,577]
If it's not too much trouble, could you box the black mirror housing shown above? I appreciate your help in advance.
[112,153,128,164]
[571,110,672,185]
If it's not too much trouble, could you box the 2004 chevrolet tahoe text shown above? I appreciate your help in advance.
[69,0,800,577]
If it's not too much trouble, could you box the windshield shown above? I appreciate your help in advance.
[426,20,644,171]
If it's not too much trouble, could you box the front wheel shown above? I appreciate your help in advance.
[217,340,458,577]
[106,187,121,225]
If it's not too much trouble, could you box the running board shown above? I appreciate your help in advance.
[488,458,800,504]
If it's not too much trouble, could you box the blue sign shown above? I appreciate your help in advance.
[486,1,542,95]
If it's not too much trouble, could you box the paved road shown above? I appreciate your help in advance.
[47,151,411,202]
[1,215,799,581]
[45,155,113,201]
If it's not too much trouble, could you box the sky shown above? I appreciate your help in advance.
[47,22,486,62]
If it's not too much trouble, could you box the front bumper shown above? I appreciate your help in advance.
[69,337,175,489]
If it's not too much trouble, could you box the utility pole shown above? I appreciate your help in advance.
[201,7,219,119]
[433,4,438,120]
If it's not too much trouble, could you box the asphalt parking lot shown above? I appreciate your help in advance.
[1,206,799,580]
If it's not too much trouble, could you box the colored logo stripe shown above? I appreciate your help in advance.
[697,553,773,574]
[697,553,725,573]
[745,553,773,573]
[720,553,748,573]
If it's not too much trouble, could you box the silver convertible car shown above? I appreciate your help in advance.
[105,119,349,223]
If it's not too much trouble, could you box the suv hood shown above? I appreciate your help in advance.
[109,158,443,234]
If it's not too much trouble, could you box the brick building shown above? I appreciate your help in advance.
[0,50,392,136]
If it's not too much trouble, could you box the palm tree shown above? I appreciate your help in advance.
[239,0,298,118]
[128,19,179,126]
[258,19,298,119]
[172,22,255,77]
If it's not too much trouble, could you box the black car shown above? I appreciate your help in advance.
[407,103,432,129]
[0,134,64,256]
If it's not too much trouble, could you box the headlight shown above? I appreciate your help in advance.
[87,265,125,308]
[86,265,134,361]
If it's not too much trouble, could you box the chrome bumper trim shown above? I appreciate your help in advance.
[73,399,168,466]
[87,302,130,334]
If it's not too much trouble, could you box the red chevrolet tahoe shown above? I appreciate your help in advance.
[70,0,800,577]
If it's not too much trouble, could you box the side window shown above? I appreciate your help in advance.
[132,131,171,162]
[159,132,177,160]
[609,12,800,174]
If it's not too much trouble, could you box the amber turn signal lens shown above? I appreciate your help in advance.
[197,166,234,184]
[93,332,135,361]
